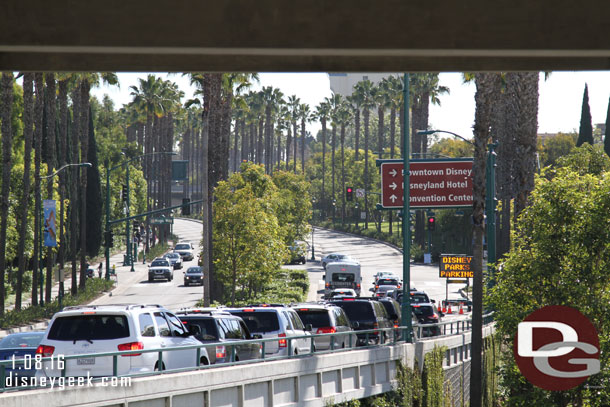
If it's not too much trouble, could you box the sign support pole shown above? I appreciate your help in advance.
[401,73,412,343]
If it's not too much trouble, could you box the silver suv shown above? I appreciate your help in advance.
[225,305,313,357]
[292,303,355,350]
[174,242,195,261]
[35,304,209,378]
[148,257,173,282]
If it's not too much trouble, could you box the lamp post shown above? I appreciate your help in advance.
[38,162,92,308]
[310,198,316,261]
[105,151,177,280]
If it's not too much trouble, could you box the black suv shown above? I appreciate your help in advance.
[378,297,402,327]
[330,298,393,346]
[412,303,443,337]
[176,309,262,364]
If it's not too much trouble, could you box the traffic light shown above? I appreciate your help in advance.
[104,230,114,247]
[346,186,353,201]
[427,216,436,231]
[121,184,128,202]
[182,198,191,216]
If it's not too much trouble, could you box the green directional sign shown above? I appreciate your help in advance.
[150,217,174,225]
[172,160,188,181]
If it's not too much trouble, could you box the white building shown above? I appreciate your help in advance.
[328,73,400,97]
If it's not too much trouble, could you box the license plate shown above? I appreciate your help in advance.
[77,357,95,365]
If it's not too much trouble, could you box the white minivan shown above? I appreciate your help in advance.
[35,304,209,378]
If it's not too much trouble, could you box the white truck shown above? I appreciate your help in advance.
[324,261,362,297]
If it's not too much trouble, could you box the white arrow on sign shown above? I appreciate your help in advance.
[389,169,398,177]
[389,194,398,203]
[389,182,398,190]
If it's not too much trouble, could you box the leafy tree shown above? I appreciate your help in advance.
[0,73,14,315]
[604,96,610,158]
[489,150,610,406]
[577,84,593,147]
[271,170,311,245]
[537,132,577,167]
[212,163,286,305]
[429,137,473,158]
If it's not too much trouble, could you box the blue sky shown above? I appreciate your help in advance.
[93,71,610,141]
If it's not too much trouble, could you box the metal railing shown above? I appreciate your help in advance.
[0,315,494,393]
[412,312,494,340]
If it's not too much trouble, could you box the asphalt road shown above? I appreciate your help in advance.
[90,218,204,310]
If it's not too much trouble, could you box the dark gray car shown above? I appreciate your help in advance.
[177,309,261,364]
[183,266,203,286]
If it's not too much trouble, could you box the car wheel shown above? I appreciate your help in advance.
[184,282,189,287]
[200,357,209,366]
[148,276,153,282]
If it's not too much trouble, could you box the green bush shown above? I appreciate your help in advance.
[139,243,169,262]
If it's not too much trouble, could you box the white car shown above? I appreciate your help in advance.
[321,253,357,270]
[174,243,195,261]
[148,257,173,282]
[35,304,209,378]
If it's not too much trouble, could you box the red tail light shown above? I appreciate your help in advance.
[394,324,399,328]
[430,314,438,320]
[117,341,144,356]
[316,327,336,334]
[278,333,287,348]
[373,322,379,335]
[356,283,361,289]
[243,309,255,312]
[36,345,55,357]
[216,345,226,359]
[325,283,330,288]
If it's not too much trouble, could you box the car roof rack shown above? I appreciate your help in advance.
[62,304,164,311]
[242,303,287,308]
[174,308,231,315]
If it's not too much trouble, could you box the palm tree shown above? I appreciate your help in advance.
[327,94,342,218]
[347,93,362,161]
[261,86,283,173]
[15,73,34,310]
[410,73,450,154]
[336,102,352,226]
[0,72,14,315]
[382,75,403,235]
[353,80,375,229]
[314,101,331,215]
[44,73,57,302]
[32,73,44,301]
[470,73,501,407]
[299,103,311,174]
[287,95,300,172]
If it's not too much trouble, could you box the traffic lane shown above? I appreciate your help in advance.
[92,219,204,309]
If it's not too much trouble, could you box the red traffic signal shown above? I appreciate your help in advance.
[427,216,436,231]
[346,187,354,201]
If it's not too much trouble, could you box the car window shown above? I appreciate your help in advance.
[165,313,188,336]
[139,313,156,337]
[281,311,293,330]
[412,305,435,317]
[0,333,44,348]
[337,309,350,327]
[238,321,250,339]
[151,259,169,267]
[295,310,331,328]
[175,244,190,250]
[48,315,129,341]
[181,317,218,340]
[410,294,429,303]
[220,318,242,339]
[289,311,304,330]
[331,273,355,282]
[334,302,374,322]
[154,312,171,337]
[187,267,202,274]
[230,311,280,333]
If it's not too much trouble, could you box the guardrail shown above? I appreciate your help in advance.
[413,311,494,340]
[0,314,494,393]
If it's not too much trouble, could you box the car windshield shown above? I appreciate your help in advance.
[295,310,331,328]
[48,315,129,341]
[380,302,399,319]
[230,311,280,333]
[378,279,399,286]
[151,260,169,267]
[175,244,190,250]
[331,273,355,282]
[333,302,374,321]
[412,305,435,317]
[166,253,179,259]
[187,267,202,274]
[0,333,44,348]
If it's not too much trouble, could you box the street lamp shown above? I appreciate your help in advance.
[310,198,316,261]
[105,151,177,279]
[416,129,474,146]
[39,162,92,308]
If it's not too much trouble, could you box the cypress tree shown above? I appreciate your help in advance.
[85,107,102,256]
[576,84,593,147]
[604,96,610,157]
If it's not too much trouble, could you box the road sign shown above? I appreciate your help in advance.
[439,254,473,278]
[150,217,174,225]
[356,188,365,198]
[379,159,473,209]
[447,278,469,284]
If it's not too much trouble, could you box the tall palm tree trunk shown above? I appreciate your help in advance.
[285,127,291,168]
[354,110,360,161]
[292,120,298,172]
[470,73,498,407]
[321,119,327,217]
[331,125,336,217]
[301,118,306,174]
[70,85,80,295]
[16,73,34,310]
[33,74,45,303]
[45,73,57,303]
[57,79,69,272]
[78,80,90,290]
[0,72,15,315]
[340,124,346,226]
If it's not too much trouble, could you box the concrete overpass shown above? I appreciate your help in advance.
[2,1,610,72]
[0,324,495,407]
